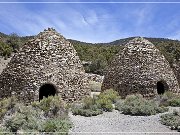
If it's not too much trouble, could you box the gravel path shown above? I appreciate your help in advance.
[69,109,178,135]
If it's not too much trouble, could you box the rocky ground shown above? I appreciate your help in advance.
[69,108,179,135]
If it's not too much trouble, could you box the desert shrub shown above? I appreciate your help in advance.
[95,89,120,112]
[3,96,71,134]
[160,110,180,131]
[6,112,28,132]
[98,89,120,103]
[43,117,72,133]
[96,97,113,112]
[164,91,178,99]
[71,97,103,117]
[31,96,67,117]
[115,99,124,111]
[72,89,120,116]
[156,94,170,107]
[72,108,103,117]
[89,81,102,92]
[83,97,96,109]
[17,129,39,135]
[157,92,180,107]
[0,42,13,57]
[0,127,12,135]
[116,94,168,116]
[0,109,7,119]
[0,96,72,134]
[168,98,180,107]
[0,96,17,119]
[5,104,44,132]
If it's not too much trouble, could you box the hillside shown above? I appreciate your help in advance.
[70,37,180,76]
[0,32,180,76]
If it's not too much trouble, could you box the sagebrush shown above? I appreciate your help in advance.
[160,110,180,131]
[72,89,120,116]
[1,96,72,134]
[115,94,168,116]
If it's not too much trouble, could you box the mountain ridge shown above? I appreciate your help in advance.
[0,31,179,81]
[0,31,179,45]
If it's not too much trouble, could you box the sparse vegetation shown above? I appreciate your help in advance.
[0,127,12,135]
[168,98,180,107]
[71,40,122,75]
[98,89,120,103]
[0,42,13,58]
[0,31,180,76]
[5,104,44,132]
[71,38,180,75]
[0,96,17,119]
[156,91,180,107]
[0,96,72,134]
[95,89,120,112]
[31,96,67,117]
[43,117,72,133]
[160,110,180,131]
[72,107,103,117]
[114,99,124,111]
[72,97,103,117]
[72,89,120,116]
[96,98,113,112]
[115,94,168,116]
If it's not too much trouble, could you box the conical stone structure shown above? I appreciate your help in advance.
[0,28,90,102]
[102,37,179,98]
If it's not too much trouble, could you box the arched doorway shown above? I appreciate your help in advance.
[39,83,57,101]
[157,81,168,95]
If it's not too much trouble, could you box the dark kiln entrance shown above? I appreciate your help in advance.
[157,81,168,94]
[39,83,57,101]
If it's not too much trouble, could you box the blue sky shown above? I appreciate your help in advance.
[0,0,180,42]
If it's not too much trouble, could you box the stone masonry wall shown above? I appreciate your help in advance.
[102,37,180,98]
[0,28,90,103]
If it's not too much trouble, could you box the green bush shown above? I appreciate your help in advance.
[43,117,72,133]
[168,98,180,107]
[98,89,120,103]
[0,127,12,135]
[0,96,17,119]
[72,108,102,117]
[0,96,16,109]
[116,94,168,116]
[0,109,7,119]
[5,104,44,132]
[17,129,39,135]
[83,97,96,110]
[164,91,178,99]
[3,96,71,134]
[71,97,103,117]
[115,99,124,111]
[32,96,67,117]
[160,110,180,131]
[72,89,119,116]
[95,89,120,112]
[157,92,180,107]
[96,97,113,112]
[0,96,72,134]
[0,42,13,57]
